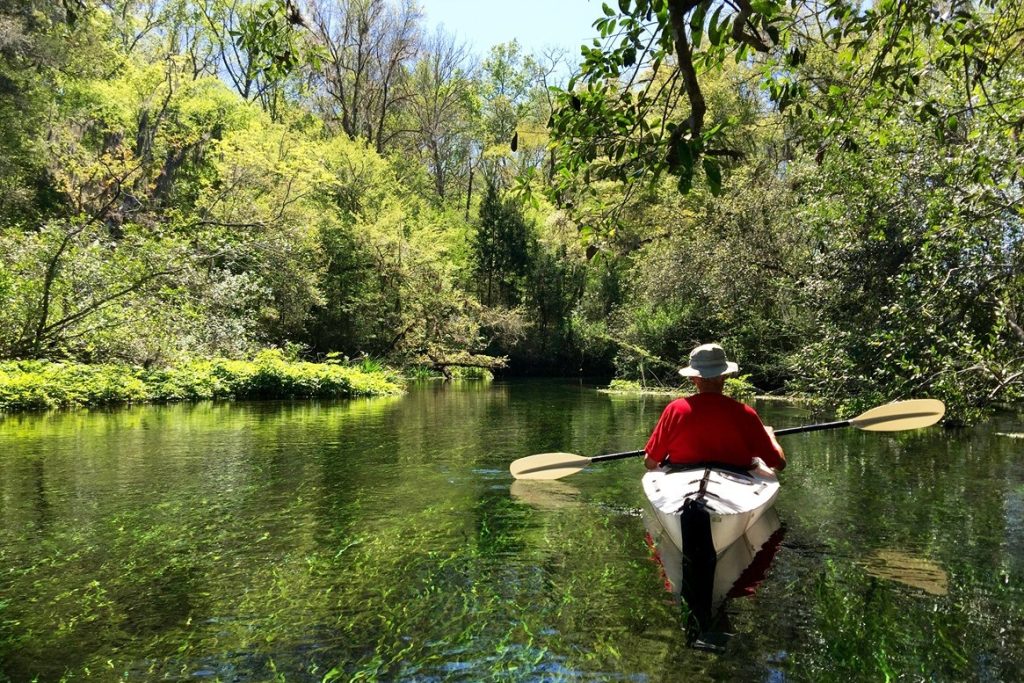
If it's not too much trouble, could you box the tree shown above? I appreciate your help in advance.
[0,0,111,221]
[196,0,316,118]
[405,27,477,203]
[550,0,1022,200]
[476,40,555,190]
[309,0,420,153]
[473,181,534,308]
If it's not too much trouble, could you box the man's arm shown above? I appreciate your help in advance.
[643,402,678,469]
[763,426,786,471]
[741,404,786,470]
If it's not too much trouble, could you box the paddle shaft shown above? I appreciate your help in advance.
[773,420,850,437]
[591,449,646,463]
[592,420,851,463]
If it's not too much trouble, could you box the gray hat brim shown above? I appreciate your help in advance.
[679,361,739,379]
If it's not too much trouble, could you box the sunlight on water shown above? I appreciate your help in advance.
[1,381,1022,681]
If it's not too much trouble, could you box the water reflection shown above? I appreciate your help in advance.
[860,549,949,596]
[1,382,1023,681]
[509,479,583,511]
[643,505,784,649]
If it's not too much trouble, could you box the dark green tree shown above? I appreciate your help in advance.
[473,181,534,308]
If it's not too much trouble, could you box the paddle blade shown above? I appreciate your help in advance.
[849,399,945,431]
[509,452,592,480]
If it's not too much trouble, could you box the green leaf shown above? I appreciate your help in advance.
[707,6,724,45]
[677,169,693,194]
[702,157,722,196]
[603,3,615,16]
[666,133,693,174]
[690,1,708,34]
[750,0,779,18]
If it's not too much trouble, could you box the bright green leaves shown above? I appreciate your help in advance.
[553,0,1020,203]
[688,1,710,48]
[706,5,726,46]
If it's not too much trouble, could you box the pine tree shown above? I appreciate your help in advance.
[473,181,532,307]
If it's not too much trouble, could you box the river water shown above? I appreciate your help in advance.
[0,380,1021,681]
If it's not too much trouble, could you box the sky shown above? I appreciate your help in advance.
[417,0,603,64]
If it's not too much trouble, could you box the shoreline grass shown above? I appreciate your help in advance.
[598,376,760,401]
[0,350,404,412]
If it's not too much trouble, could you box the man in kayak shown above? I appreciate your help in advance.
[643,343,786,472]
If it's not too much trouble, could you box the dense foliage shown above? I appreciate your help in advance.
[0,350,402,410]
[0,0,1021,422]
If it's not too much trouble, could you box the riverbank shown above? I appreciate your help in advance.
[597,376,763,402]
[0,350,403,411]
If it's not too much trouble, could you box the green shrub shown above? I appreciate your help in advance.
[0,352,403,412]
[724,374,756,402]
[448,366,493,380]
[0,361,149,410]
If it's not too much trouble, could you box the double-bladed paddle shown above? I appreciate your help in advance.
[508,398,945,481]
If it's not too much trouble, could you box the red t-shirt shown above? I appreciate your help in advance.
[644,393,784,469]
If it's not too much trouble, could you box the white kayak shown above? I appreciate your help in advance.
[641,460,780,557]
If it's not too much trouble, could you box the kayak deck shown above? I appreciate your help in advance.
[642,461,780,555]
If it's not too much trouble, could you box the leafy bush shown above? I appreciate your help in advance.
[603,374,755,401]
[448,366,494,380]
[724,374,756,402]
[0,351,403,411]
[0,361,149,410]
[604,379,678,395]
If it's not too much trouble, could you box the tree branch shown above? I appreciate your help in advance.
[667,0,706,137]
[732,0,771,52]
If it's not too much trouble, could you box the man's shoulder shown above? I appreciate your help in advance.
[664,396,696,412]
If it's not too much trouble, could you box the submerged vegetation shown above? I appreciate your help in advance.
[2,383,1021,680]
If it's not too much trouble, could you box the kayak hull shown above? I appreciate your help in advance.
[641,461,780,557]
[644,505,782,610]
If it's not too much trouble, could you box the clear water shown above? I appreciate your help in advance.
[0,380,1021,681]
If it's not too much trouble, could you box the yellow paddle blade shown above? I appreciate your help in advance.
[509,452,593,480]
[849,399,945,431]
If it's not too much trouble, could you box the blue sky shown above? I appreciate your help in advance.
[418,0,603,62]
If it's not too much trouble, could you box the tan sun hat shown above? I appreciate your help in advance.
[678,343,739,378]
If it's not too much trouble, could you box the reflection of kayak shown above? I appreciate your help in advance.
[644,504,783,639]
[644,506,783,608]
[642,461,780,556]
